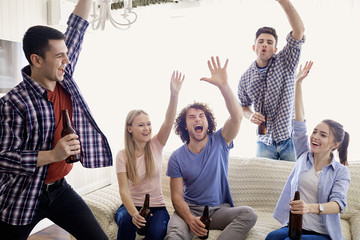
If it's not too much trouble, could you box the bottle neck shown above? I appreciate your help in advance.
[62,110,71,127]
[294,191,300,200]
[143,194,150,208]
[203,206,209,218]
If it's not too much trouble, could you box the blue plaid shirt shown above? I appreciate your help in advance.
[273,120,350,240]
[0,14,112,225]
[238,33,305,145]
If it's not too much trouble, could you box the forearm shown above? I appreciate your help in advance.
[277,0,305,40]
[220,84,243,123]
[307,202,341,215]
[172,196,194,225]
[37,150,57,167]
[294,82,305,121]
[241,106,254,120]
[120,191,139,217]
[158,93,179,146]
[72,0,92,20]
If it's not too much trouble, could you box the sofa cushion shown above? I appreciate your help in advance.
[71,156,359,240]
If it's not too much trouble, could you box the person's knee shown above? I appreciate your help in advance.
[165,220,190,240]
[165,230,187,240]
[237,206,258,227]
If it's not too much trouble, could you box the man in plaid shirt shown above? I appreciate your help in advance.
[238,0,305,161]
[0,0,112,239]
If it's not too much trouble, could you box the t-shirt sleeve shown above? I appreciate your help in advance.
[166,151,182,178]
[115,150,127,173]
[218,128,234,150]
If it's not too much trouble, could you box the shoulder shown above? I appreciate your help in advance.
[333,162,350,179]
[170,145,186,160]
[213,129,233,149]
[116,149,126,163]
[1,82,30,115]
[240,62,257,79]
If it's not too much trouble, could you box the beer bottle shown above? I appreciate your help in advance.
[199,206,210,239]
[61,109,80,163]
[288,191,302,240]
[258,101,267,135]
[137,194,151,236]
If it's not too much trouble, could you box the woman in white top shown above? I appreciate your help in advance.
[266,61,350,240]
[115,71,184,240]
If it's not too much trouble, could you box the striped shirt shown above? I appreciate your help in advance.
[0,14,112,225]
[238,33,305,145]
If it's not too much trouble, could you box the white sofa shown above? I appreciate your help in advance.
[72,155,360,240]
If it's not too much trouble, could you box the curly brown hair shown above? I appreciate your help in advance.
[175,102,216,144]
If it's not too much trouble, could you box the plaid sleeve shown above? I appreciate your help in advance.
[64,14,89,76]
[238,73,252,107]
[0,99,38,176]
[278,32,306,74]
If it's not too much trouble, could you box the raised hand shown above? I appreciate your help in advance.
[170,70,185,97]
[200,56,229,89]
[295,61,313,84]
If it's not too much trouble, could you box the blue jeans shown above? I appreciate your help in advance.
[256,138,296,161]
[265,226,331,240]
[115,204,169,240]
[0,179,108,240]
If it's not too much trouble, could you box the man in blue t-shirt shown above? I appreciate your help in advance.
[165,56,258,240]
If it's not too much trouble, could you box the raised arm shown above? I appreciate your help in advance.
[200,56,243,144]
[157,71,184,146]
[294,61,313,122]
[277,0,305,41]
[72,0,92,20]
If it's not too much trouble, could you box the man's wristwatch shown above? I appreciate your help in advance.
[318,204,324,214]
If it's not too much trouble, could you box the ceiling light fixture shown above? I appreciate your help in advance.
[90,0,137,30]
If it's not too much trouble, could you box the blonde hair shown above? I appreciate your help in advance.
[124,110,155,185]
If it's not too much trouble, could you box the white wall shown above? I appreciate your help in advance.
[74,0,360,163]
[1,0,359,168]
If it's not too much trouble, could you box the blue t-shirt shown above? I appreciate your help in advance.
[166,129,234,207]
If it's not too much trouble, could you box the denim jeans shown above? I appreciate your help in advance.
[0,179,108,240]
[256,138,296,161]
[265,226,331,240]
[115,204,169,240]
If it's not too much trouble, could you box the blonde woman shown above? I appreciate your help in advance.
[114,71,184,240]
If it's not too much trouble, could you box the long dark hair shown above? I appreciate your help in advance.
[175,102,216,144]
[322,119,350,166]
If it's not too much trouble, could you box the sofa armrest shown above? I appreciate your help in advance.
[350,214,360,240]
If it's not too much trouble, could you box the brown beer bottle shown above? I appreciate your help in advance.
[61,109,80,163]
[137,194,151,236]
[288,191,302,240]
[258,101,267,135]
[199,206,210,239]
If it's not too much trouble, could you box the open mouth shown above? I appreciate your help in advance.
[312,141,320,146]
[59,66,65,74]
[194,125,203,133]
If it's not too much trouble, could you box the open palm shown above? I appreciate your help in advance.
[200,56,229,88]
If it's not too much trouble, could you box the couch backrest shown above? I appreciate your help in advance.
[161,153,360,219]
[226,157,294,212]
[342,161,360,220]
